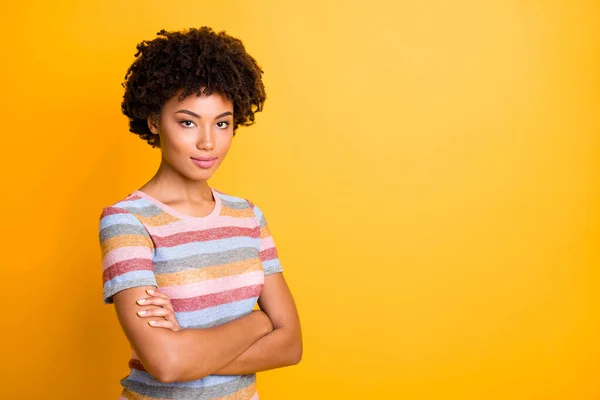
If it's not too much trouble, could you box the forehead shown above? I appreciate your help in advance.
[163,89,233,113]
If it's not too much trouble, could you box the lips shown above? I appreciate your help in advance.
[191,157,217,169]
[191,157,216,161]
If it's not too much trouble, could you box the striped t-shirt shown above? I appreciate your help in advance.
[98,186,283,400]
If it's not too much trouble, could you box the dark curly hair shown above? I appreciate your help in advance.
[121,27,267,148]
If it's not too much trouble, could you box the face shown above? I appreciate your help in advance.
[148,89,234,182]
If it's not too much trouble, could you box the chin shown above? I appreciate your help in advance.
[192,169,217,180]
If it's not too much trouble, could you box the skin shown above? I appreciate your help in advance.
[112,88,303,383]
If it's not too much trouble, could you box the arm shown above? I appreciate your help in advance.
[212,271,303,375]
[113,285,273,383]
[99,206,272,383]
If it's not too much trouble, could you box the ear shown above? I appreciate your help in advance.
[147,113,160,135]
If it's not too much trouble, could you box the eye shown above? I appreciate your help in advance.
[216,121,230,129]
[180,120,196,128]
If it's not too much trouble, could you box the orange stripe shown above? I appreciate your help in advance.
[120,388,149,400]
[156,258,263,286]
[135,211,180,226]
[221,206,254,218]
[260,225,271,239]
[214,382,257,400]
[101,234,152,256]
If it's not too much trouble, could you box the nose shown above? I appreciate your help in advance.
[196,125,215,151]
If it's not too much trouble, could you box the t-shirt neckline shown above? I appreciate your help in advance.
[131,186,222,221]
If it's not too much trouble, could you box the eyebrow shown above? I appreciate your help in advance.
[175,109,233,119]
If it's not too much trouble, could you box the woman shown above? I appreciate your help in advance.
[98,27,302,400]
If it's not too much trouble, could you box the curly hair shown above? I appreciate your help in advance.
[121,27,267,148]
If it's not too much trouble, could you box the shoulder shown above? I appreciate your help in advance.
[213,188,248,205]
[98,194,154,253]
[98,192,148,227]
[213,188,257,210]
[213,188,264,220]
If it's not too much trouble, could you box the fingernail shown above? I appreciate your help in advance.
[138,310,147,316]
[149,321,156,325]
[147,289,155,295]
[137,299,146,304]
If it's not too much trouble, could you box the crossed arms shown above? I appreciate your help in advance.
[112,272,302,383]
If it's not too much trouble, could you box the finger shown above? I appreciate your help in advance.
[141,290,176,312]
[137,306,178,326]
[137,308,172,319]
[146,288,171,300]
[136,297,174,310]
[147,319,180,331]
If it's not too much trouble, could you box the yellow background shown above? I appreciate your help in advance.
[1,1,598,399]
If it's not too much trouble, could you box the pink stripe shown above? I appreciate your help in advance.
[103,246,151,270]
[153,226,259,248]
[249,393,259,400]
[102,207,128,217]
[172,284,262,312]
[260,236,275,250]
[159,271,265,299]
[144,215,257,236]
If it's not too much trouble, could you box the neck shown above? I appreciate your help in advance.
[141,157,212,202]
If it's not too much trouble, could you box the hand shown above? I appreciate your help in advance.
[136,288,182,332]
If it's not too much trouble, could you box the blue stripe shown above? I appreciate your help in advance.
[103,270,155,289]
[116,198,150,209]
[252,204,264,220]
[100,213,142,229]
[215,192,246,203]
[154,237,258,261]
[262,259,280,268]
[175,298,258,327]
[128,369,239,388]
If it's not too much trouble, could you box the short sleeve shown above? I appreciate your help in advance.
[249,201,284,276]
[98,206,157,304]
